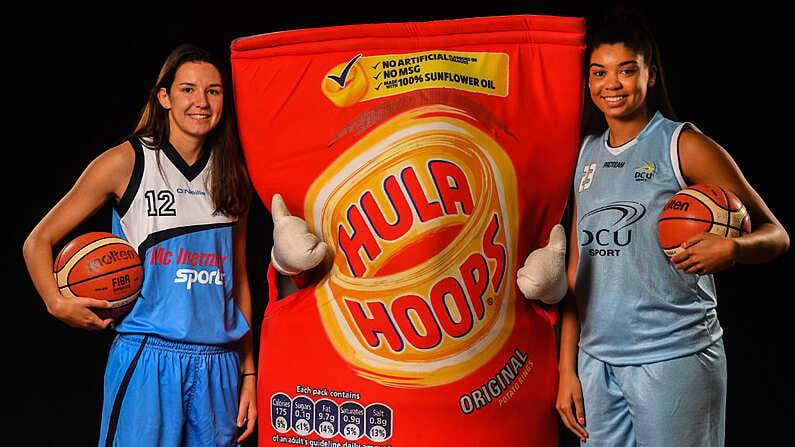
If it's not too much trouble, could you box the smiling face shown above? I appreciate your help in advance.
[588,43,656,124]
[157,61,224,147]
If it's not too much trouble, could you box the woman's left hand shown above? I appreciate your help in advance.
[236,375,258,443]
[670,232,738,275]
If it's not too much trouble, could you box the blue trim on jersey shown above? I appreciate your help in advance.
[137,222,236,262]
[115,139,145,218]
[162,141,211,181]
[111,208,128,242]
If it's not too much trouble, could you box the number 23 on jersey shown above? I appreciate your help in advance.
[578,163,596,192]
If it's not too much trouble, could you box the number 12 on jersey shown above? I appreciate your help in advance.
[144,190,177,216]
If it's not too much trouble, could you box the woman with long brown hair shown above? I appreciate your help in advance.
[23,44,256,446]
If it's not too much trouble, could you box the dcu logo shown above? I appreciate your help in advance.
[579,201,646,257]
[633,161,656,182]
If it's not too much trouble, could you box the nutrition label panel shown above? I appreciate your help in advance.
[271,393,394,442]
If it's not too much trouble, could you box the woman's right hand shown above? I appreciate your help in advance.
[46,295,113,330]
[556,369,588,441]
[23,142,134,331]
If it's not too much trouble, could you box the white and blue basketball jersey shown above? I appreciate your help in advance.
[573,112,723,365]
[111,138,249,344]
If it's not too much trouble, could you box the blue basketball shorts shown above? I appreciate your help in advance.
[98,334,241,447]
[577,339,727,447]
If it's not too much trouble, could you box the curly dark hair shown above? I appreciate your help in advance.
[581,8,677,137]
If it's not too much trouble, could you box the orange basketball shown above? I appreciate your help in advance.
[658,184,751,257]
[53,232,143,320]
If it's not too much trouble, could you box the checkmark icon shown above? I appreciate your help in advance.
[374,72,382,80]
[374,82,383,90]
[327,54,363,88]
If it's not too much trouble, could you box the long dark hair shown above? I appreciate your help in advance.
[132,44,251,217]
[581,8,677,137]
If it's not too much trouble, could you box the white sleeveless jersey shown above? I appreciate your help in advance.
[111,138,249,344]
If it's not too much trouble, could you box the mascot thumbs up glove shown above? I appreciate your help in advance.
[516,224,568,304]
[270,194,328,276]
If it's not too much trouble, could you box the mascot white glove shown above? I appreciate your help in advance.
[516,224,568,304]
[270,194,328,276]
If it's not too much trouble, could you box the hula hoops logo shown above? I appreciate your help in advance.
[305,103,518,387]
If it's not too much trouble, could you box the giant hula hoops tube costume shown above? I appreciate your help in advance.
[231,15,584,446]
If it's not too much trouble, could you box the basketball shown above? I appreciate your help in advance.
[658,184,751,257]
[53,232,143,320]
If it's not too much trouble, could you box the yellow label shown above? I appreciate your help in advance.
[322,52,509,107]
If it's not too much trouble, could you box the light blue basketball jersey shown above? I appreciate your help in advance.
[573,112,722,365]
[111,138,249,345]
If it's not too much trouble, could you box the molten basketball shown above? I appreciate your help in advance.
[53,232,143,320]
[658,184,751,257]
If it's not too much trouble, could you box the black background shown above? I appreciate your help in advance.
[6,1,792,446]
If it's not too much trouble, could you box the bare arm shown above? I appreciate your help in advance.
[555,200,588,441]
[232,210,258,442]
[671,130,790,274]
[559,202,581,374]
[22,142,134,329]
